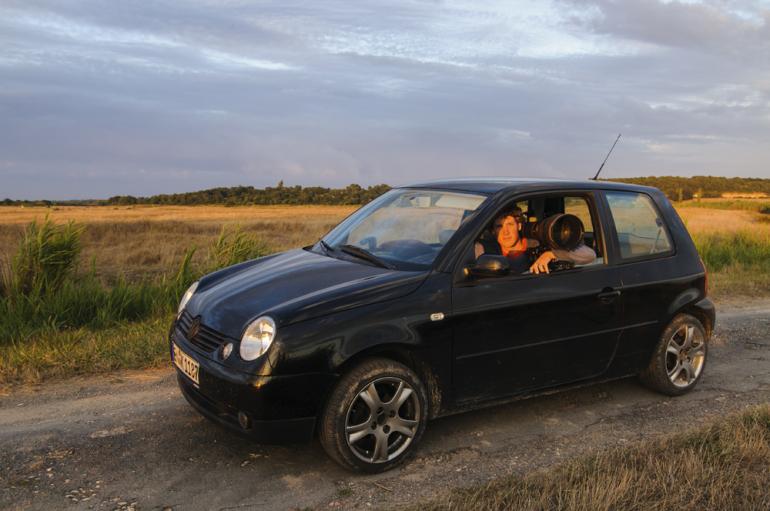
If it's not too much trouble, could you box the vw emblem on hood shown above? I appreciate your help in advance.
[188,317,201,340]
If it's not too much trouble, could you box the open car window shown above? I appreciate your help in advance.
[563,197,604,263]
[475,195,604,265]
[321,189,487,270]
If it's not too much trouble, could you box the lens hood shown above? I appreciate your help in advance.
[530,213,584,251]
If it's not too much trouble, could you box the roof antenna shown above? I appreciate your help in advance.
[591,133,621,180]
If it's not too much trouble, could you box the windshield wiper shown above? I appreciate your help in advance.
[319,239,334,254]
[339,244,395,270]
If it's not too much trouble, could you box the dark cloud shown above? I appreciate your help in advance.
[0,1,769,199]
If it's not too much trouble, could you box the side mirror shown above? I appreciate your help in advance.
[464,255,510,278]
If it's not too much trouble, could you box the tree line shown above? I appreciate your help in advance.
[2,176,769,206]
[103,183,392,206]
[607,176,770,201]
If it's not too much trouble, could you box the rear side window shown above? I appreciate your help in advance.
[606,192,672,259]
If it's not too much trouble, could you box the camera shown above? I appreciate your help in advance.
[523,213,585,251]
[523,213,585,271]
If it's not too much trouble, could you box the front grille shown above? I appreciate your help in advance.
[177,310,232,353]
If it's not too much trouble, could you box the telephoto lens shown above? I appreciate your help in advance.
[530,213,584,250]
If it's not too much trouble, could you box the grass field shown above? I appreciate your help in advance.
[0,205,352,282]
[676,198,770,213]
[0,201,769,386]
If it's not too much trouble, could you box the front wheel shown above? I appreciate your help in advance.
[319,358,428,473]
[640,314,708,396]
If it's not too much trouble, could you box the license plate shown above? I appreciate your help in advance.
[173,343,200,385]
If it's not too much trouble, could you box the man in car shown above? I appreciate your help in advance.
[474,207,596,274]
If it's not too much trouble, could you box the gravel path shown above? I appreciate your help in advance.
[1,301,769,510]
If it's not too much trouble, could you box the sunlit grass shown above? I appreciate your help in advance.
[0,205,352,282]
[676,199,770,212]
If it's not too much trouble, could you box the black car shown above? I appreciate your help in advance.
[170,178,714,472]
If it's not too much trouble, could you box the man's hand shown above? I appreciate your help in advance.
[530,251,556,274]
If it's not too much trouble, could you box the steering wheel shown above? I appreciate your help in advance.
[378,239,433,259]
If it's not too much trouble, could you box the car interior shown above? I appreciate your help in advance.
[476,194,605,266]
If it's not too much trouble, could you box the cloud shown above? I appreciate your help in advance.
[566,0,770,54]
[0,0,769,199]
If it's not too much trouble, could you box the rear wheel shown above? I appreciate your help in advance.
[640,314,708,396]
[319,358,428,473]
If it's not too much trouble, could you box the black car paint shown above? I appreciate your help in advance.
[170,179,715,443]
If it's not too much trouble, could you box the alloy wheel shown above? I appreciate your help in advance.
[344,377,421,464]
[666,324,706,388]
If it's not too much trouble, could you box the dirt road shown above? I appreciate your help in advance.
[2,302,769,511]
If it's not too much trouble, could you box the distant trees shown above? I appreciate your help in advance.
[4,176,770,206]
[104,183,392,206]
[607,176,770,200]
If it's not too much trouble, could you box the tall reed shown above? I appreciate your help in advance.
[208,226,269,271]
[1,217,82,298]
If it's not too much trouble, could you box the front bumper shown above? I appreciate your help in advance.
[170,326,336,444]
[176,374,317,443]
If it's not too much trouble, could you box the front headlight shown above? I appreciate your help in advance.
[177,281,198,318]
[240,316,276,361]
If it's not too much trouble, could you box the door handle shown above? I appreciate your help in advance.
[597,289,621,304]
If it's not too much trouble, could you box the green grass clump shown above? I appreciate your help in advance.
[690,230,770,296]
[1,217,82,297]
[0,315,173,384]
[0,274,190,343]
[208,226,269,271]
[693,231,770,272]
[414,404,770,511]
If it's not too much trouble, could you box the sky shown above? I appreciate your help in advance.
[1,0,770,200]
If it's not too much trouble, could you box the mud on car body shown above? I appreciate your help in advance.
[170,178,715,472]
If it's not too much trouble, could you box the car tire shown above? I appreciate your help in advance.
[640,313,708,396]
[319,357,428,473]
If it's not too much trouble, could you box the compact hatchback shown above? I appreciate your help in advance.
[170,179,714,472]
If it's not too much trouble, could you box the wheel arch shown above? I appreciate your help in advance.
[666,284,714,338]
[331,344,443,420]
[680,300,715,339]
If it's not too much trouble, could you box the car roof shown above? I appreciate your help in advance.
[400,177,659,195]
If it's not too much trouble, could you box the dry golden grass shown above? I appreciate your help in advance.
[414,404,770,511]
[676,206,768,233]
[1,202,768,292]
[0,204,355,224]
[0,205,355,281]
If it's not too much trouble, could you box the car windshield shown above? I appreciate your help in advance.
[319,189,487,270]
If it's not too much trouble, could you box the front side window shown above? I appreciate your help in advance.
[321,189,487,270]
[473,194,602,275]
[606,191,672,259]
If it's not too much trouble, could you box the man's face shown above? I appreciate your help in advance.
[494,214,520,247]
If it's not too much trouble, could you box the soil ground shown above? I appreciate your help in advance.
[1,300,769,511]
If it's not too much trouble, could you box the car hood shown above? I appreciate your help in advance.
[187,248,427,339]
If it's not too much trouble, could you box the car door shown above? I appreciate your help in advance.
[450,192,624,404]
[600,190,687,366]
